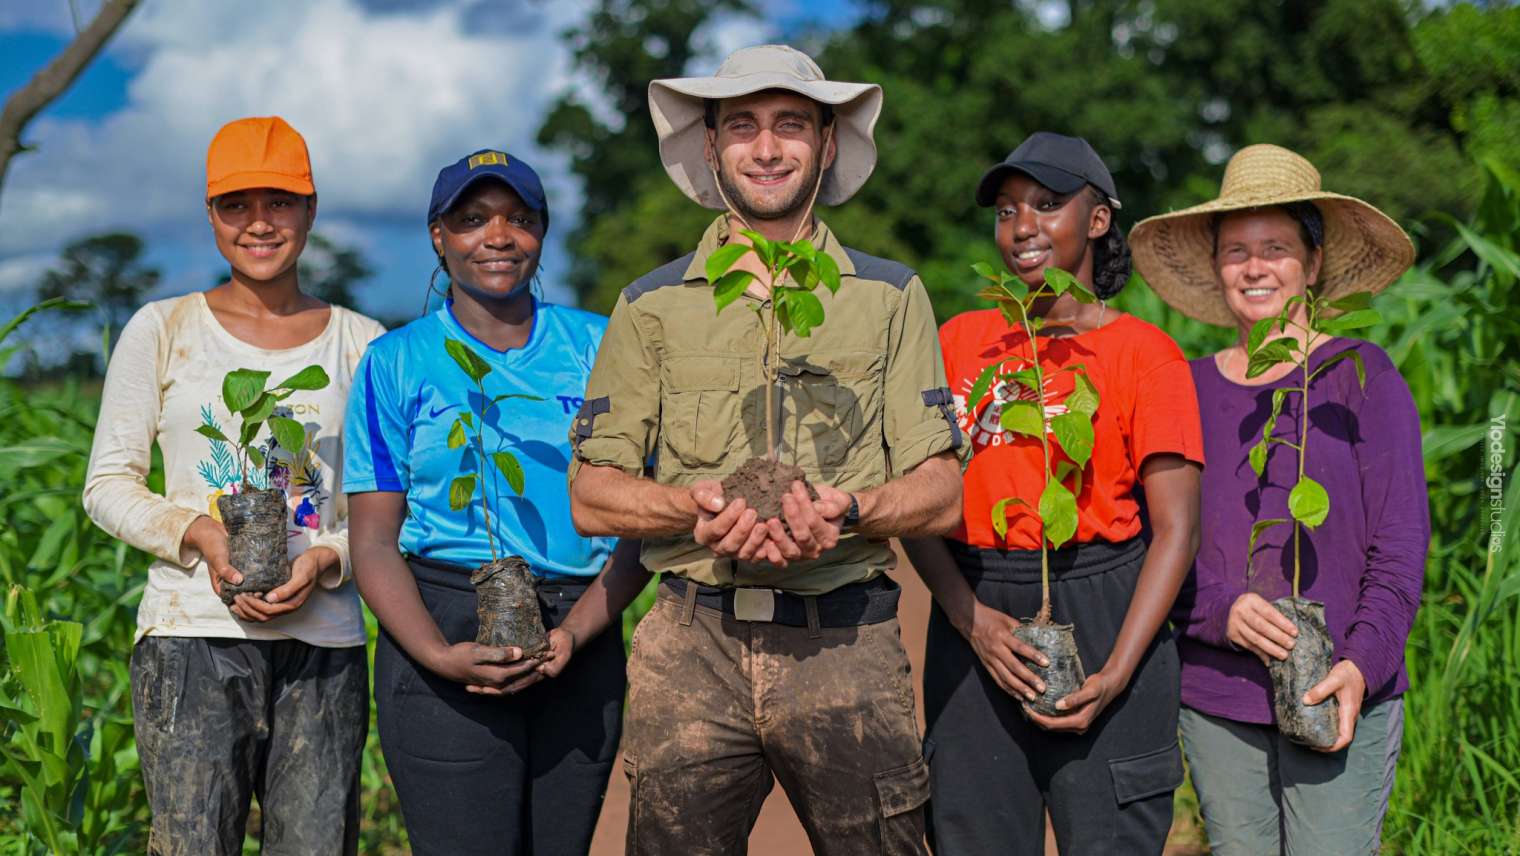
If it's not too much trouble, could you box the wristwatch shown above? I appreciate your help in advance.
[842,493,860,531]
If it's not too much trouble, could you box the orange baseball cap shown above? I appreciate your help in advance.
[205,116,315,199]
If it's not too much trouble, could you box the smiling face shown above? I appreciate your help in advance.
[208,188,315,284]
[993,173,1109,290]
[1213,207,1323,328]
[707,90,836,222]
[429,179,544,304]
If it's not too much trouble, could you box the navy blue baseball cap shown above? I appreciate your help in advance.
[975,132,1121,210]
[427,149,549,230]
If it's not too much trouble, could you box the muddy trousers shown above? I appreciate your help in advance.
[923,538,1183,856]
[129,636,368,856]
[375,559,625,856]
[622,580,930,856]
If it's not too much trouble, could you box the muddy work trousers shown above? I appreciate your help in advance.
[375,558,625,856]
[923,538,1183,856]
[130,636,368,856]
[622,577,930,856]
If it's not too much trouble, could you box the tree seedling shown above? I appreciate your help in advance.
[195,365,330,487]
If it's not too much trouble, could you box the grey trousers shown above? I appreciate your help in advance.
[1179,699,1404,856]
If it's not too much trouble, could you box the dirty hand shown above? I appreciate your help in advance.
[1304,659,1366,753]
[963,600,1048,702]
[468,628,576,696]
[430,640,540,690]
[690,480,786,566]
[767,482,846,563]
[229,546,333,623]
[185,515,242,598]
[1026,669,1128,734]
[1227,592,1298,664]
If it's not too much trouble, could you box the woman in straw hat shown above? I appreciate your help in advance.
[1130,143,1428,855]
[904,132,1204,855]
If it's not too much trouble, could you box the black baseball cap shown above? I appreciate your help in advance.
[974,132,1121,209]
[427,149,549,230]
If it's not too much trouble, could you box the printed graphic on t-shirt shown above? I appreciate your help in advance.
[195,402,327,548]
[953,356,1075,451]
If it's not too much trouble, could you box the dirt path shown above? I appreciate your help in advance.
[589,546,1206,855]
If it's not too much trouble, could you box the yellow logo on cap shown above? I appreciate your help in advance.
[468,151,509,169]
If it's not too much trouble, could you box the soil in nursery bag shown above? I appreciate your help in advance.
[216,488,291,605]
[1269,596,1340,749]
[721,457,820,528]
[472,556,549,658]
[1013,619,1086,717]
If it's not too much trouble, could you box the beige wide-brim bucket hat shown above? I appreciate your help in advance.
[649,44,883,210]
[1129,144,1415,327]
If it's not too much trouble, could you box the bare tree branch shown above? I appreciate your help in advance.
[0,0,141,209]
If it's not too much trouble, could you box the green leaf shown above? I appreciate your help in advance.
[444,339,491,382]
[1043,267,1081,295]
[1288,477,1330,528]
[1248,438,1269,477]
[712,270,754,314]
[739,230,776,269]
[1000,399,1044,437]
[971,261,999,281]
[246,446,265,469]
[1246,518,1290,578]
[492,452,526,496]
[1246,339,1296,378]
[1050,412,1095,469]
[991,496,1029,539]
[222,369,269,413]
[1316,309,1382,336]
[812,251,842,294]
[275,365,330,391]
[1326,291,1373,312]
[243,393,276,426]
[704,243,751,282]
[1421,425,1487,463]
[239,416,263,447]
[1247,317,1276,355]
[1054,460,1083,496]
[784,289,825,337]
[1309,348,1367,387]
[449,476,477,511]
[967,361,1003,410]
[267,416,307,454]
[447,418,467,450]
[194,424,230,444]
[1065,372,1100,416]
[460,412,474,429]
[1039,479,1079,549]
[0,297,91,347]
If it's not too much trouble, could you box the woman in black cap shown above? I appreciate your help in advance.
[904,132,1204,855]
[343,149,648,855]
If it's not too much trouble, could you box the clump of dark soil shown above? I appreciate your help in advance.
[721,457,820,524]
[1269,597,1339,748]
[216,487,291,605]
[1013,618,1086,717]
[472,556,549,658]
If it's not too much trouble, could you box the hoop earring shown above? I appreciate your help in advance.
[422,263,447,317]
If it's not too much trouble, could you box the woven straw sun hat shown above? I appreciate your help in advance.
[648,44,883,210]
[1129,144,1415,327]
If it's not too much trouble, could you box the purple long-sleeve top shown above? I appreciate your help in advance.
[1171,338,1428,725]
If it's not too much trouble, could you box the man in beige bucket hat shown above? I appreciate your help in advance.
[567,44,965,853]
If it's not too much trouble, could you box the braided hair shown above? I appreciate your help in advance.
[1086,186,1131,299]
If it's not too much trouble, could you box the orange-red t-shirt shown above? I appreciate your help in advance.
[939,310,1205,550]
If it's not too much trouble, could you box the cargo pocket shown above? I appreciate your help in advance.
[783,350,882,470]
[661,356,741,469]
[875,756,930,854]
[1108,740,1184,806]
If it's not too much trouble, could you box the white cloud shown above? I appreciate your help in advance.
[686,12,779,75]
[0,253,54,293]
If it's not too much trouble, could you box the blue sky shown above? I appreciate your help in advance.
[0,0,863,325]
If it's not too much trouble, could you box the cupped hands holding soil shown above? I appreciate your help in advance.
[721,457,820,527]
[216,487,291,605]
[472,556,549,659]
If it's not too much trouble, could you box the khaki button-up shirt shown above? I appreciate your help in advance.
[571,216,966,594]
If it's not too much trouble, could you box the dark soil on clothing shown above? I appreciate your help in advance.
[722,457,819,524]
[216,487,291,604]
[1269,596,1339,748]
[1014,619,1086,717]
[472,556,549,657]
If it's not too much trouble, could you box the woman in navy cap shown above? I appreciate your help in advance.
[905,132,1205,855]
[344,150,647,855]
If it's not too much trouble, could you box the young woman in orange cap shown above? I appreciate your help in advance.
[84,116,384,854]
[905,132,1205,855]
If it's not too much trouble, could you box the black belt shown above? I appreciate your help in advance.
[659,575,900,628]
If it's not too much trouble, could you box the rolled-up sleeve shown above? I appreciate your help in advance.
[1340,367,1428,695]
[883,276,969,477]
[569,294,659,479]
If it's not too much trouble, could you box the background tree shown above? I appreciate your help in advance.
[35,231,160,342]
[298,232,375,311]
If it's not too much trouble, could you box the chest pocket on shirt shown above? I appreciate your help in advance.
[782,350,883,472]
[661,355,741,470]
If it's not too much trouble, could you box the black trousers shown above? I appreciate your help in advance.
[130,636,368,856]
[923,538,1183,856]
[375,559,625,856]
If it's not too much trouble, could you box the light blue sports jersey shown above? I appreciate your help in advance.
[344,298,613,576]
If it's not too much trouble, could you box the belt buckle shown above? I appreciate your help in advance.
[734,588,776,622]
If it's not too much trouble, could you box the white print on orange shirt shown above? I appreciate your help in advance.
[953,357,1074,451]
